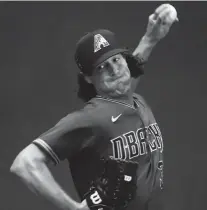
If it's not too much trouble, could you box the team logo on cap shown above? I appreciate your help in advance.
[94,34,110,53]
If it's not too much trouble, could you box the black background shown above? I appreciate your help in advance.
[1,1,207,210]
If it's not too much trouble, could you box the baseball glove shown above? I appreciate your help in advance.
[83,157,138,210]
[124,51,146,78]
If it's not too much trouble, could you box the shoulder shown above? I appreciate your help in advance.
[133,92,149,107]
[55,108,93,132]
[85,96,115,115]
[83,97,120,126]
[57,98,109,130]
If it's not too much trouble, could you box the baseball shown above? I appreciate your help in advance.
[166,4,178,22]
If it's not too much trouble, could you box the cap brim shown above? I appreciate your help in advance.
[93,48,129,67]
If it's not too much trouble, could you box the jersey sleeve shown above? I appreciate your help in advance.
[133,93,149,107]
[32,110,94,165]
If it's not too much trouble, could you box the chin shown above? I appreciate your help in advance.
[101,73,131,97]
[109,83,131,98]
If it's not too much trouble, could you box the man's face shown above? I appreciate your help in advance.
[89,54,131,98]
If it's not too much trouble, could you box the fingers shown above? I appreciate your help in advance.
[148,4,179,26]
[148,9,169,25]
[154,3,170,19]
[156,7,171,24]
[148,13,156,23]
[154,3,179,23]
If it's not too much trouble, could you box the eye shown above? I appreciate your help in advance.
[97,64,105,71]
[98,64,105,69]
[113,57,120,62]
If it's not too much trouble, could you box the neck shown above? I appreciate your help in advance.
[97,91,134,106]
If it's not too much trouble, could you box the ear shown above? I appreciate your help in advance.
[84,75,93,84]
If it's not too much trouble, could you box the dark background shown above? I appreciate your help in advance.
[1,1,207,210]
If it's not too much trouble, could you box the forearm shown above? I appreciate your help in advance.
[132,35,158,62]
[11,157,78,210]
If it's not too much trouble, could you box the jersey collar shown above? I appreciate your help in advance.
[95,95,139,110]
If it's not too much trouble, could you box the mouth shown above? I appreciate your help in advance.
[114,72,129,82]
[113,72,126,80]
[114,75,123,81]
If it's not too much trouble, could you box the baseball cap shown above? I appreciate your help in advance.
[75,29,129,75]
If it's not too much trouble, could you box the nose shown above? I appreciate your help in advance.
[108,63,119,76]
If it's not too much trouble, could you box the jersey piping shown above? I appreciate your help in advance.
[33,138,60,165]
[96,94,139,110]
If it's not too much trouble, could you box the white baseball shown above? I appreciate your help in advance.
[166,4,178,22]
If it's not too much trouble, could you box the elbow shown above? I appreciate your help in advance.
[10,143,49,176]
[10,166,22,177]
[10,146,36,176]
[10,151,29,176]
[10,162,18,174]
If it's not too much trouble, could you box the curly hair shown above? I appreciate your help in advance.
[77,52,145,102]
[77,72,97,102]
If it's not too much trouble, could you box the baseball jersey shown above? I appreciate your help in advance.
[33,93,164,210]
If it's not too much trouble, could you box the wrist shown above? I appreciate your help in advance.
[61,197,80,210]
[141,35,159,47]
[132,35,158,58]
[70,200,81,210]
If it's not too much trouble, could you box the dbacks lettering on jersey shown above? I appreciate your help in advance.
[110,123,163,160]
